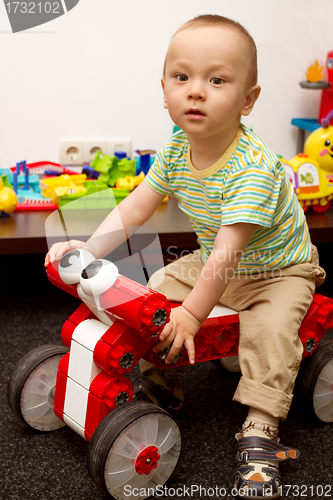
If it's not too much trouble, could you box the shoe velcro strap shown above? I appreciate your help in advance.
[238,436,299,463]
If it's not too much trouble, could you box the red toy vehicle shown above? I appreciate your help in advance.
[7,249,333,500]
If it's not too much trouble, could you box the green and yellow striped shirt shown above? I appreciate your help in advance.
[145,125,311,273]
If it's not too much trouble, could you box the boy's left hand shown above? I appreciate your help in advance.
[153,305,201,365]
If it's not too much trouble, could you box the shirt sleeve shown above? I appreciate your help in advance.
[144,149,173,197]
[221,165,281,227]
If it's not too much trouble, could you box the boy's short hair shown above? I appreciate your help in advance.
[164,14,258,87]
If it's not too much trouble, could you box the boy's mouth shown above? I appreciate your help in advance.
[186,108,206,118]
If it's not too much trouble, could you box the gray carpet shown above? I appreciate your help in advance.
[1,247,333,500]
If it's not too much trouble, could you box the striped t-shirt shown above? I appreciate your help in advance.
[145,125,311,273]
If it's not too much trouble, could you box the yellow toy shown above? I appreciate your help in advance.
[40,174,87,205]
[288,112,333,213]
[0,177,17,215]
[115,171,145,191]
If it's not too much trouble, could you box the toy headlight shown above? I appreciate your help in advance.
[59,249,95,284]
[79,259,118,296]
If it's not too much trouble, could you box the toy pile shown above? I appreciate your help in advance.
[0,150,156,216]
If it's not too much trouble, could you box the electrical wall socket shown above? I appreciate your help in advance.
[59,138,132,165]
[59,139,85,165]
[107,139,132,158]
[83,140,108,164]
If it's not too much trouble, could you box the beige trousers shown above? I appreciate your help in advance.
[145,245,326,420]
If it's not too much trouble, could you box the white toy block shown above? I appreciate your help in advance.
[59,138,85,165]
[72,319,109,351]
[63,414,86,439]
[68,340,102,390]
[83,139,108,164]
[67,319,110,389]
[107,138,132,158]
[63,377,89,428]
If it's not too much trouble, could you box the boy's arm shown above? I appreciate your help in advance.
[45,182,165,264]
[83,181,165,259]
[155,222,259,364]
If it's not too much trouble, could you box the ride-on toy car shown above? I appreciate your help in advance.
[7,249,333,500]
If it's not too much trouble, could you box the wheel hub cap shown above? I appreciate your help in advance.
[135,446,161,475]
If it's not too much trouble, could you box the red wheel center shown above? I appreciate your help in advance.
[135,446,161,475]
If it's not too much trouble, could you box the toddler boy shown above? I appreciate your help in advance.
[45,15,325,499]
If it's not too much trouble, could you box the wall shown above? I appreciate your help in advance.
[0,0,332,168]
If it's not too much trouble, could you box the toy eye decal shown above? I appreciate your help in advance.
[79,259,119,297]
[325,140,331,147]
[58,249,95,284]
[81,260,102,279]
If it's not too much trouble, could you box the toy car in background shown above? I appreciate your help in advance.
[282,115,333,213]
[7,249,333,499]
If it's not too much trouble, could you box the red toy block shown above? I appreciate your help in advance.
[84,373,134,437]
[46,250,333,449]
[299,293,333,358]
[54,368,69,418]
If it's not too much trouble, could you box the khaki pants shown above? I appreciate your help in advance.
[144,245,325,420]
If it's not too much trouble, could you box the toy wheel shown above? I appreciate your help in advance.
[296,339,333,423]
[87,400,181,500]
[312,201,331,213]
[7,344,68,431]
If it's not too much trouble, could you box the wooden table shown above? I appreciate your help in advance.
[2,197,333,256]
[1,197,333,300]
[0,197,197,255]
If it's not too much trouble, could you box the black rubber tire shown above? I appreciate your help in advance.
[7,344,68,430]
[295,339,333,423]
[87,400,181,500]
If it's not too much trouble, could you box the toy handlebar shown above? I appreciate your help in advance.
[47,249,170,338]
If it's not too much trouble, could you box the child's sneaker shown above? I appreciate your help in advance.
[234,435,299,499]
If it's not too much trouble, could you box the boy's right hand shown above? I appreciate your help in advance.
[44,240,84,268]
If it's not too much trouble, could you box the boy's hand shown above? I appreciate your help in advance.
[153,305,201,365]
[44,240,84,268]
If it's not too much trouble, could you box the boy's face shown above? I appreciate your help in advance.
[162,26,260,143]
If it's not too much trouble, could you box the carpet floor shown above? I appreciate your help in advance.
[1,247,333,500]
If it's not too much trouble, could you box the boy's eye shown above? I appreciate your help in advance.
[210,77,224,85]
[176,74,188,82]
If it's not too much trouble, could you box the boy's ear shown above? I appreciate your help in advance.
[161,77,168,109]
[241,85,261,116]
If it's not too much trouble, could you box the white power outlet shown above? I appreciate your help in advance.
[59,139,84,165]
[59,138,132,165]
[107,138,132,158]
[83,139,108,163]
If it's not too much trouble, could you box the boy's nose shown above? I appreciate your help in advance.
[187,81,205,100]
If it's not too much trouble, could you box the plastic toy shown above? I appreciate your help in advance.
[115,171,145,191]
[300,51,333,126]
[90,151,136,187]
[0,176,17,216]
[8,249,333,499]
[135,150,156,175]
[3,161,79,211]
[284,109,333,212]
[319,50,333,124]
[40,173,87,205]
[58,183,129,209]
[82,164,100,180]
